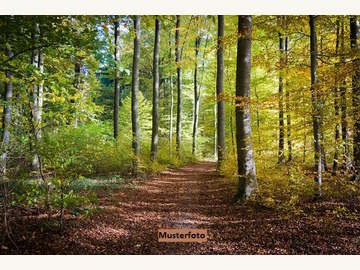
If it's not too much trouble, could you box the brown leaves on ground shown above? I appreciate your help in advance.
[1,162,360,254]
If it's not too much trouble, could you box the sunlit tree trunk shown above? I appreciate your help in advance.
[192,34,201,156]
[32,22,40,170]
[278,16,285,164]
[350,16,360,180]
[216,15,226,170]
[235,16,257,200]
[214,82,217,159]
[1,45,13,236]
[309,15,322,195]
[131,16,141,171]
[114,17,121,139]
[168,31,174,158]
[151,17,161,161]
[338,17,350,171]
[175,15,182,157]
[285,35,292,162]
[333,17,341,174]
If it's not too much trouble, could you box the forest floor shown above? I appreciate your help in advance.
[1,161,360,254]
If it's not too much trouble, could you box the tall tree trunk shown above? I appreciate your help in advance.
[216,15,226,170]
[214,74,217,160]
[339,17,350,171]
[1,47,13,237]
[36,47,44,138]
[235,16,257,200]
[114,17,121,139]
[285,35,292,162]
[31,23,44,172]
[192,34,201,156]
[319,35,328,172]
[333,17,341,174]
[131,16,141,171]
[32,22,40,170]
[175,15,182,157]
[168,30,174,158]
[350,16,360,180]
[169,75,174,158]
[151,17,161,161]
[278,17,285,163]
[309,15,322,196]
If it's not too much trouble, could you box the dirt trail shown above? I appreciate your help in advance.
[2,161,360,254]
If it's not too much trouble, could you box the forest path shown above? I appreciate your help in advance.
[5,161,360,254]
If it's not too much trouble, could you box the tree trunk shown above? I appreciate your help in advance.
[338,17,350,171]
[285,35,292,162]
[175,15,182,157]
[131,16,141,171]
[350,16,360,180]
[192,34,201,156]
[1,46,13,237]
[32,22,40,170]
[114,17,121,139]
[278,17,285,164]
[1,49,13,179]
[168,31,174,158]
[214,80,217,160]
[151,17,161,161]
[216,15,226,170]
[309,15,322,196]
[235,16,257,200]
[333,17,341,174]
[169,75,174,158]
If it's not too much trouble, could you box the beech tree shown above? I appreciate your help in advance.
[333,17,341,174]
[350,16,360,180]
[131,16,141,170]
[278,16,285,164]
[113,16,121,139]
[309,15,323,195]
[151,17,161,161]
[216,15,225,169]
[31,22,41,170]
[235,15,257,200]
[175,15,182,156]
[192,32,201,155]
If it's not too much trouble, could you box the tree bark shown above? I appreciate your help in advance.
[175,15,182,157]
[32,22,40,170]
[1,46,13,239]
[235,16,257,200]
[192,34,201,156]
[1,49,13,179]
[278,17,285,164]
[167,31,174,158]
[339,17,350,171]
[333,17,341,174]
[131,16,141,171]
[114,17,121,139]
[214,80,217,159]
[350,16,360,180]
[285,35,292,162]
[151,17,161,161]
[309,15,322,195]
[216,15,226,170]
